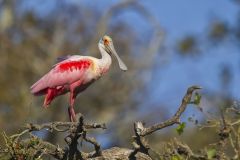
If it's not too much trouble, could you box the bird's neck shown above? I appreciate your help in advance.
[98,44,112,74]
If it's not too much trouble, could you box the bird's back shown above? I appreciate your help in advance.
[30,55,97,96]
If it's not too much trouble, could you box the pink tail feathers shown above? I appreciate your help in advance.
[43,87,66,107]
[43,88,55,107]
[30,73,50,96]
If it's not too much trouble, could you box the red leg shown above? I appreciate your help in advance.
[68,80,82,122]
[68,91,76,122]
[68,107,76,122]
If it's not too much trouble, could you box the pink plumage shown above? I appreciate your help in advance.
[31,55,94,122]
[30,35,128,122]
[31,56,91,95]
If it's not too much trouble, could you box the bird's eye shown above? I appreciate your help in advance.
[104,39,109,45]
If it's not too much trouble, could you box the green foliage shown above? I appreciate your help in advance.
[207,148,216,160]
[1,132,44,159]
[175,122,186,135]
[171,155,184,160]
[193,92,201,106]
[189,91,202,111]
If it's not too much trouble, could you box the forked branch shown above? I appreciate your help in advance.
[132,85,201,155]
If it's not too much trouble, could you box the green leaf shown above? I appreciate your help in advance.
[190,92,203,111]
[207,148,216,159]
[175,122,186,135]
[171,155,183,160]
[193,92,201,106]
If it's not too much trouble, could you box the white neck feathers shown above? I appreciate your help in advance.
[97,43,112,73]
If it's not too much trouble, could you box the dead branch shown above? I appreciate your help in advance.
[135,85,201,137]
[24,119,106,132]
[132,85,201,156]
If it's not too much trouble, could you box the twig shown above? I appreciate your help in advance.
[64,113,103,159]
[173,138,206,160]
[10,129,29,140]
[83,131,102,158]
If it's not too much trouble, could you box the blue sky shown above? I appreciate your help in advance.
[142,0,238,40]
[120,0,240,118]
[80,0,239,38]
[22,0,238,40]
[146,0,239,102]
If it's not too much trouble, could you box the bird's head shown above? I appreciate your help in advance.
[99,35,128,71]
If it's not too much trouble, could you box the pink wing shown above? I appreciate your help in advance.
[31,55,93,95]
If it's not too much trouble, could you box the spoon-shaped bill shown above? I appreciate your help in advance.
[111,47,128,71]
[109,45,128,71]
[113,50,128,71]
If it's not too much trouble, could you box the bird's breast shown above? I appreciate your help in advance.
[100,67,110,75]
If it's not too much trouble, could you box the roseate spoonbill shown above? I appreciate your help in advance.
[30,35,127,122]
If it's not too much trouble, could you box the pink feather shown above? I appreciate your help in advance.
[31,56,92,95]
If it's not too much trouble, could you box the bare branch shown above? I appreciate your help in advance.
[130,85,201,158]
[135,85,201,137]
[24,120,106,133]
